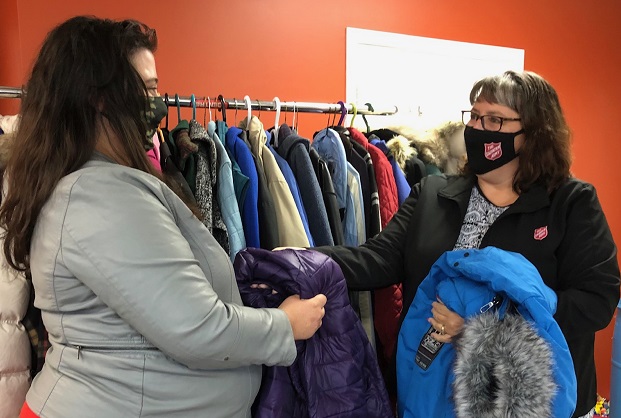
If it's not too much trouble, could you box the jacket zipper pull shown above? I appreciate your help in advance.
[76,345,82,359]
[479,296,503,313]
[479,301,494,313]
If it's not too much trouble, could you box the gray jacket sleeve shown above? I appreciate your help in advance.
[60,170,296,370]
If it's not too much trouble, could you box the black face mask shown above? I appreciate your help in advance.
[143,96,168,149]
[464,125,524,174]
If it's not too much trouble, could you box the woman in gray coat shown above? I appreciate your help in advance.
[0,16,326,418]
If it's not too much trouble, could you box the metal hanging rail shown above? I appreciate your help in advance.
[0,86,398,116]
[163,95,397,116]
[0,86,23,99]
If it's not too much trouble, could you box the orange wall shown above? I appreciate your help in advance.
[2,0,621,398]
[0,0,22,115]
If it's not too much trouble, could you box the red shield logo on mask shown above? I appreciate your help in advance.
[534,226,548,241]
[484,142,502,161]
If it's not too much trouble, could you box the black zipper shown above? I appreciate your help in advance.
[71,344,158,359]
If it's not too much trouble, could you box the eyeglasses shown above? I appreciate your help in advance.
[461,110,521,132]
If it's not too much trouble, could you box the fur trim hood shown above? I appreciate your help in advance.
[387,123,466,175]
[452,311,556,417]
[386,135,416,173]
[388,125,447,168]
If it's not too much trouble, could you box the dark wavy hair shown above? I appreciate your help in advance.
[465,70,572,194]
[0,16,190,271]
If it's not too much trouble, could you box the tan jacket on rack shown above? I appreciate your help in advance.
[240,116,309,248]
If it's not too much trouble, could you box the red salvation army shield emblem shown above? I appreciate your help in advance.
[484,142,502,161]
[534,226,548,241]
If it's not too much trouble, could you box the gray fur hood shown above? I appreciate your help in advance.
[452,310,557,417]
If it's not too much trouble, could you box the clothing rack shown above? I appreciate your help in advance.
[164,95,397,116]
[0,86,22,99]
[0,86,398,116]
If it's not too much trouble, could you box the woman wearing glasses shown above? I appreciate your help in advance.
[315,70,619,417]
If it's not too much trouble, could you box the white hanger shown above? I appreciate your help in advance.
[243,95,252,126]
[273,97,281,146]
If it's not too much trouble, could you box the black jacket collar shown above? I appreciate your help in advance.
[438,175,551,216]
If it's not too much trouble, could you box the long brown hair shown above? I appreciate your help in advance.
[466,70,572,194]
[1,16,187,271]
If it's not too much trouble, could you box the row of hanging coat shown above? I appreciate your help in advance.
[150,95,398,259]
[153,96,401,363]
[152,94,467,373]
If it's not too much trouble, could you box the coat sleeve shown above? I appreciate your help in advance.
[554,182,620,336]
[60,172,296,370]
[313,180,422,290]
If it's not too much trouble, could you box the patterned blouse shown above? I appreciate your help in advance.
[453,186,509,250]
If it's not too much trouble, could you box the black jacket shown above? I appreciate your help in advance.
[309,147,344,246]
[316,174,620,417]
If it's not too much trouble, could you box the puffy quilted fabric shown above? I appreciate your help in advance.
[235,247,393,418]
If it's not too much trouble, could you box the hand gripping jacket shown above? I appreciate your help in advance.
[234,247,393,418]
[397,247,577,418]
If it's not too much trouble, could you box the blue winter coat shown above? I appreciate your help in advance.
[226,126,260,248]
[397,247,577,418]
[234,248,393,418]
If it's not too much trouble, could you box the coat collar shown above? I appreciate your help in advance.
[438,175,550,215]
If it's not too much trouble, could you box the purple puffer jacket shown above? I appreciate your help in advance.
[234,247,393,418]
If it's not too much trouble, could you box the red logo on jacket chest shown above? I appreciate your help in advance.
[484,142,502,161]
[534,226,548,240]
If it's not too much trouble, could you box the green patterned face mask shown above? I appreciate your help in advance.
[143,96,167,149]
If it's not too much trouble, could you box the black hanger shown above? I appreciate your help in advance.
[218,94,227,124]
[203,97,208,127]
[362,102,374,134]
[174,94,181,123]
[164,93,170,130]
[233,98,238,126]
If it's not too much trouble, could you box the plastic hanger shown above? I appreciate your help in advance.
[175,94,181,123]
[190,94,196,121]
[243,95,252,126]
[256,100,262,120]
[362,102,374,133]
[337,101,347,126]
[349,102,358,128]
[164,93,170,130]
[273,97,281,146]
[217,94,226,124]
